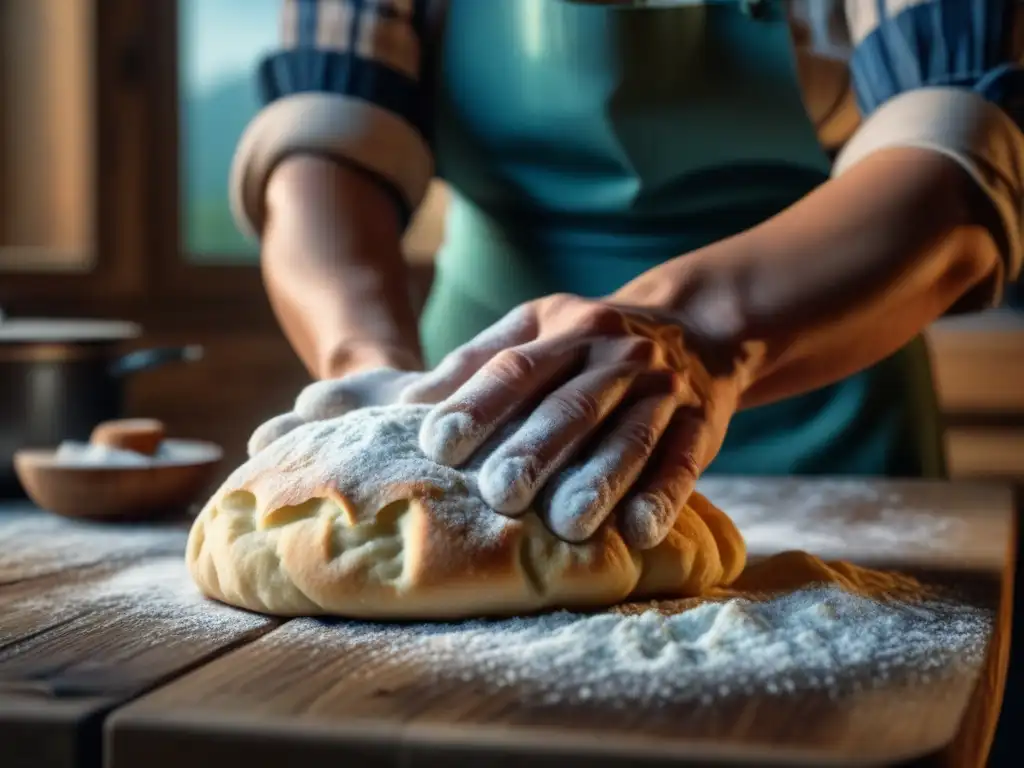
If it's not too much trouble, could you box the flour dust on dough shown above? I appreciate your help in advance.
[186,405,746,619]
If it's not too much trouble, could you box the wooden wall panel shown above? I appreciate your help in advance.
[125,329,308,472]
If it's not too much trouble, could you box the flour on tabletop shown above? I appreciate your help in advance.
[0,509,188,579]
[272,587,992,707]
[698,479,977,561]
[8,557,266,638]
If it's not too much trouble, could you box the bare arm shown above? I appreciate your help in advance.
[262,156,423,379]
[229,0,436,380]
[620,0,1024,406]
[618,147,1001,406]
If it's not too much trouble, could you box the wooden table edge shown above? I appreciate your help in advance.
[944,506,1019,767]
[105,707,936,768]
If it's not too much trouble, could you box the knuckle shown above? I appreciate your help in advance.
[674,449,701,481]
[619,420,660,456]
[486,347,536,383]
[502,303,541,336]
[543,292,578,313]
[551,388,603,424]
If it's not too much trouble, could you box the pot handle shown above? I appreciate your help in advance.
[108,345,204,378]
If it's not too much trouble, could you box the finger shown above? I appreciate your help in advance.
[401,306,538,405]
[365,370,425,406]
[618,405,709,550]
[247,411,305,457]
[477,364,639,514]
[539,380,681,542]
[419,339,582,466]
[294,379,359,422]
[295,369,422,421]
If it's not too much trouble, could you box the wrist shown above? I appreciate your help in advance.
[615,250,757,347]
[614,256,769,391]
[319,341,423,380]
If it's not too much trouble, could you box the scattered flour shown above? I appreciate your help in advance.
[700,478,1006,570]
[53,438,220,468]
[0,508,188,581]
[705,480,953,556]
[273,586,993,707]
[7,557,267,639]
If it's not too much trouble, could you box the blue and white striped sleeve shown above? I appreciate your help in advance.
[834,0,1024,299]
[229,0,435,239]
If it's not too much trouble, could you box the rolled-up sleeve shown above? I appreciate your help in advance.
[230,0,435,239]
[834,0,1024,303]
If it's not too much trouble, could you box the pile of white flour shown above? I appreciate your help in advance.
[277,586,993,706]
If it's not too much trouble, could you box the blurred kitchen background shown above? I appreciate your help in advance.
[1,0,1022,483]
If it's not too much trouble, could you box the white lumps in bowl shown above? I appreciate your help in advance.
[52,439,220,468]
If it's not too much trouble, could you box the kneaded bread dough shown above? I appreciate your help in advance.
[186,405,746,619]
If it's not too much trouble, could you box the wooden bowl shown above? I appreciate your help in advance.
[13,439,224,521]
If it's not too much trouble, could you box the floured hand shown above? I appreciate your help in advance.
[247,367,423,457]
[401,294,764,550]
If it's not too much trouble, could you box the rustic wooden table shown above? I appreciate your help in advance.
[0,478,1015,768]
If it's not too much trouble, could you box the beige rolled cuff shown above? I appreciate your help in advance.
[229,92,434,240]
[834,86,1024,292]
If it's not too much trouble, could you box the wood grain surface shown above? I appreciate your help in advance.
[0,505,279,768]
[0,503,186,584]
[104,479,1016,768]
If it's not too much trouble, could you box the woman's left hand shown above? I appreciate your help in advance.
[401,293,764,549]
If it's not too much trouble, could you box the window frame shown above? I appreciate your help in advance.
[1,0,436,327]
[0,0,268,316]
[145,0,265,304]
[0,0,150,308]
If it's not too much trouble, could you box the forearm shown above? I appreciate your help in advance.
[262,155,423,379]
[617,147,1002,407]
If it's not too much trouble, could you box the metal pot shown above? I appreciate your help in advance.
[0,315,203,497]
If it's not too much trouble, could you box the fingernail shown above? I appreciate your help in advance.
[479,456,538,515]
[419,410,478,465]
[622,493,675,549]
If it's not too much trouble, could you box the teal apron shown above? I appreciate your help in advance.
[422,0,945,478]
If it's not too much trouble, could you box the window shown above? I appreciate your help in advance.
[1,0,440,312]
[178,0,278,263]
[0,0,152,308]
[174,0,445,266]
